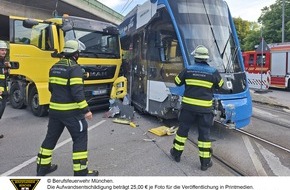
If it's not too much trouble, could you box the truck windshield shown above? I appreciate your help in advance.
[168,0,241,73]
[65,29,120,59]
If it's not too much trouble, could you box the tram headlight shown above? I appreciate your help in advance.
[242,78,247,89]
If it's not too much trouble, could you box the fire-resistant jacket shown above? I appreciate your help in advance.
[48,58,89,118]
[175,61,224,113]
[0,60,8,96]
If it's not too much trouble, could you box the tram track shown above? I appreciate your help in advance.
[252,104,290,130]
[187,127,290,176]
[252,113,290,130]
[186,138,246,176]
[234,129,290,154]
[251,103,290,149]
[188,114,290,176]
[254,103,290,118]
[157,102,290,176]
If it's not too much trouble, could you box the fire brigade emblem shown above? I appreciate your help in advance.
[10,179,40,190]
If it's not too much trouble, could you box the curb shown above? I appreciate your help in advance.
[250,91,290,110]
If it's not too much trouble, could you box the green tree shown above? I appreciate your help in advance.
[234,0,290,50]
[259,0,290,43]
[234,17,260,51]
[243,30,261,51]
[234,17,250,48]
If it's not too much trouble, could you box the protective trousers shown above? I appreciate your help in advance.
[171,109,213,166]
[0,94,7,119]
[37,116,89,176]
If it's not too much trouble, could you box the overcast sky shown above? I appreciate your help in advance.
[98,0,277,22]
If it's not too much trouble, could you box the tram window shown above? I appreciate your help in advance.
[163,38,181,62]
[147,32,160,61]
[159,35,181,63]
[146,8,182,63]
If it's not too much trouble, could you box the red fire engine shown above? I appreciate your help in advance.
[243,42,290,90]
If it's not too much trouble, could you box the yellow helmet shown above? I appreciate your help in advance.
[62,40,85,54]
[192,45,209,60]
[0,41,8,49]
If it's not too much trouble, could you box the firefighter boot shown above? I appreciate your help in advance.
[74,169,99,176]
[37,164,58,176]
[170,148,181,162]
[87,170,99,176]
[200,158,212,171]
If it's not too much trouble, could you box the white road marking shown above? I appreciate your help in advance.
[0,120,106,176]
[255,142,290,176]
[242,135,267,176]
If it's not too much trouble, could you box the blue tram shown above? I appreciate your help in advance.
[119,0,252,128]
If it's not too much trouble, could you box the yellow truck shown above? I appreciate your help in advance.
[0,14,124,116]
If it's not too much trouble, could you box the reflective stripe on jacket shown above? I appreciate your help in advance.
[0,60,8,93]
[175,62,223,113]
[48,58,89,118]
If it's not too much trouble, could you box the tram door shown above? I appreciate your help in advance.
[131,32,147,109]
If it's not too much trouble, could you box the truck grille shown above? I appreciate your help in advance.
[82,65,116,80]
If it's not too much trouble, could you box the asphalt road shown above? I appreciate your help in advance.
[0,88,290,176]
[0,105,233,176]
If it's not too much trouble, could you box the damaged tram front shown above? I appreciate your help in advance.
[119,0,252,129]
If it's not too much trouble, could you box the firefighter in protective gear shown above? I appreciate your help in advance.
[170,45,224,171]
[36,40,98,176]
[0,40,10,139]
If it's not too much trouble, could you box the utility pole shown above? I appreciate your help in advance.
[282,0,285,43]
[255,24,268,93]
[260,27,264,90]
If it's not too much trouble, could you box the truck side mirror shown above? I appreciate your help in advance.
[104,26,119,35]
[23,19,39,28]
[51,49,62,58]
[61,19,73,32]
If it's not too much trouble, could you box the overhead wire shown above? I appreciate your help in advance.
[119,0,131,14]
[120,0,134,15]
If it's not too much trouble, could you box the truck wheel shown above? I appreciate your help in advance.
[9,83,27,109]
[29,86,48,117]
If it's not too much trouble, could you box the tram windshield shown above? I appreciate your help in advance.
[168,0,242,73]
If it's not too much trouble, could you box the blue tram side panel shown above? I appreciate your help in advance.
[119,0,252,129]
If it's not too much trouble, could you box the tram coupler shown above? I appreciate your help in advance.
[213,99,236,129]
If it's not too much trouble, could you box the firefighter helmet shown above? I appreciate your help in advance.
[0,41,8,49]
[192,45,209,60]
[62,40,85,54]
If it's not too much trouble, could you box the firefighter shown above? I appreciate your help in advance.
[0,40,10,139]
[170,45,224,171]
[36,40,98,176]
